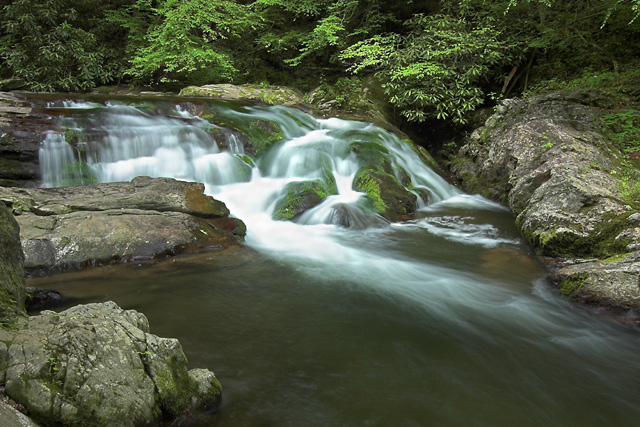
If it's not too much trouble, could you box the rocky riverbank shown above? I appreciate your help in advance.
[450,91,640,314]
[1,200,225,426]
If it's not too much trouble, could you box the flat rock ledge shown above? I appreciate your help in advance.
[451,91,640,315]
[0,301,222,426]
[0,176,246,275]
[179,84,305,107]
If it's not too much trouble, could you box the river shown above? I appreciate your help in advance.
[28,96,640,426]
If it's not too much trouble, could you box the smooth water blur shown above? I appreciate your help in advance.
[31,97,640,426]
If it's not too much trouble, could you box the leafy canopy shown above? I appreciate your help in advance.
[340,14,513,124]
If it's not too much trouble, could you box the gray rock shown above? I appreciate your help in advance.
[0,177,246,274]
[0,92,51,187]
[0,399,39,427]
[179,84,305,107]
[548,255,640,311]
[452,91,633,258]
[0,203,26,326]
[0,79,26,91]
[4,301,221,426]
[451,91,640,312]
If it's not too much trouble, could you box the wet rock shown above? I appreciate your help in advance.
[0,92,53,187]
[352,166,417,221]
[0,177,246,275]
[0,203,26,326]
[548,254,640,312]
[451,91,631,258]
[327,203,388,229]
[273,180,335,221]
[3,301,221,426]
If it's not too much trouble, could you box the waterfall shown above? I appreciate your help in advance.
[34,97,640,426]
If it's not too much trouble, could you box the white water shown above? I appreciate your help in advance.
[36,98,640,426]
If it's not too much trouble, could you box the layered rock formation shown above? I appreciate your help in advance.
[0,176,246,275]
[0,203,26,326]
[0,92,50,187]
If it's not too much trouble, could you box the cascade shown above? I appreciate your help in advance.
[33,97,640,426]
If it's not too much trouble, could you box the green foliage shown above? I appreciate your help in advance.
[603,108,640,153]
[341,14,514,124]
[124,0,257,86]
[617,168,640,204]
[0,0,131,91]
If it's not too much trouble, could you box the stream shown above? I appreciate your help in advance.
[27,96,640,426]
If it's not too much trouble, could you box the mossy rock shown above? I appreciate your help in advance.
[273,180,334,221]
[203,115,284,158]
[521,212,633,258]
[352,166,417,221]
[558,272,590,296]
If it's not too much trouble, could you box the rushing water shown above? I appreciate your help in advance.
[29,97,640,426]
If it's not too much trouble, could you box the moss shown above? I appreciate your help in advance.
[153,358,194,419]
[559,273,589,296]
[352,166,417,220]
[524,212,633,258]
[203,114,283,157]
[64,128,80,146]
[603,252,633,262]
[236,154,255,167]
[352,169,387,214]
[273,180,331,221]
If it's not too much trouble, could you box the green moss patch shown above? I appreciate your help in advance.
[273,180,333,221]
[352,166,417,220]
[559,273,589,296]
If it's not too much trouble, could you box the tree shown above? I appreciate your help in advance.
[0,0,131,91]
[340,13,514,124]
[123,0,257,86]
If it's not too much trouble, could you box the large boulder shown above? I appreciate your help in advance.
[0,176,246,275]
[451,91,631,258]
[0,202,26,326]
[2,301,221,426]
[451,91,640,312]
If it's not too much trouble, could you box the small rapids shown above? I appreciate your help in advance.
[33,97,640,426]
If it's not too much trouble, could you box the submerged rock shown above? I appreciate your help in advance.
[451,91,640,313]
[3,301,221,426]
[0,176,246,275]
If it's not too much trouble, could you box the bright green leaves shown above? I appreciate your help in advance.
[340,14,513,124]
[126,0,257,85]
[0,0,125,91]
